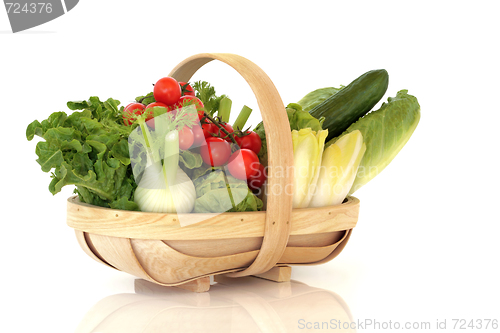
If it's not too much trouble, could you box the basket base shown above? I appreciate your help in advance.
[174,276,211,293]
[70,196,359,290]
[173,266,292,293]
[253,266,292,283]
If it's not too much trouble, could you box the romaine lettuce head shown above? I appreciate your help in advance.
[297,87,343,113]
[329,89,420,194]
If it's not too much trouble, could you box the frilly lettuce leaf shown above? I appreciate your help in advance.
[26,96,139,210]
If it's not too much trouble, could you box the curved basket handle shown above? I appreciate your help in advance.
[169,53,294,277]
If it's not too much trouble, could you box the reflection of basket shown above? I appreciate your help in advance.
[67,53,360,292]
[75,278,355,333]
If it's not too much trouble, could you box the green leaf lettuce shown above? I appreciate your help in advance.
[26,96,139,210]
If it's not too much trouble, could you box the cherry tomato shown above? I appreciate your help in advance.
[202,122,216,138]
[247,163,267,190]
[159,100,185,117]
[214,122,234,141]
[191,125,205,147]
[179,82,195,96]
[200,137,231,167]
[178,126,194,150]
[177,95,205,120]
[227,149,260,180]
[153,77,182,105]
[123,103,145,125]
[235,131,262,154]
[145,102,168,110]
[144,102,168,129]
[165,103,181,117]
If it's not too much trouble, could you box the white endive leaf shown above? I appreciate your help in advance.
[292,128,328,208]
[309,130,366,207]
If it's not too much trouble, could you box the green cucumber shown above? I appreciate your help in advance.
[309,69,389,142]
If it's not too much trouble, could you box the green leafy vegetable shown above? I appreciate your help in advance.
[135,92,156,105]
[286,103,324,131]
[26,97,139,210]
[297,86,344,112]
[179,150,203,170]
[329,89,420,194]
[67,96,123,123]
[193,169,263,213]
[192,81,228,116]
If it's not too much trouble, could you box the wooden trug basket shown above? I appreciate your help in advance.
[67,53,360,292]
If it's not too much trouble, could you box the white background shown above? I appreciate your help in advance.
[1,1,499,332]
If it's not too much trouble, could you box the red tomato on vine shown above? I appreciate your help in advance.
[154,77,182,106]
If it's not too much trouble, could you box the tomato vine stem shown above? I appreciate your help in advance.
[203,112,239,146]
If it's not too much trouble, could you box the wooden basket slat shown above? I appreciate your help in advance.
[290,230,353,266]
[67,196,359,240]
[77,229,352,286]
[161,231,345,258]
[87,233,154,283]
[130,239,259,285]
[78,234,352,286]
[74,230,112,268]
[278,230,350,264]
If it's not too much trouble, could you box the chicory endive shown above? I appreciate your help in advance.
[309,130,366,207]
[292,128,329,208]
